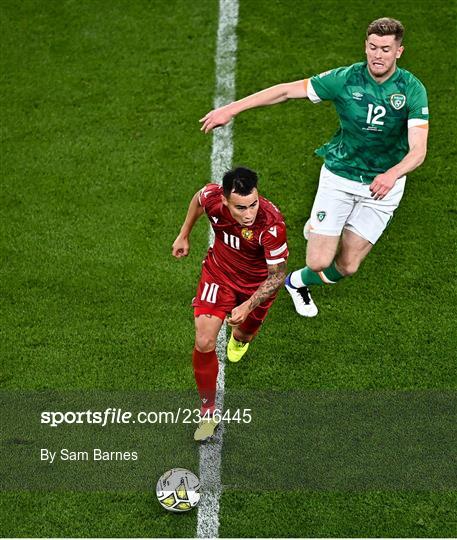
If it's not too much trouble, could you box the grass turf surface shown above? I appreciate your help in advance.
[1,0,456,536]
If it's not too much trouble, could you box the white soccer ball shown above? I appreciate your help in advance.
[156,468,200,512]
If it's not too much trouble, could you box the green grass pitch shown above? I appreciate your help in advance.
[1,0,456,537]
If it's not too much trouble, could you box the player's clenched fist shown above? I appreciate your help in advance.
[172,235,190,258]
[227,302,251,327]
[199,105,234,133]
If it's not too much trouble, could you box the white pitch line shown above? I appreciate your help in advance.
[197,0,239,538]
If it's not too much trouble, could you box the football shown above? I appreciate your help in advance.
[156,468,201,512]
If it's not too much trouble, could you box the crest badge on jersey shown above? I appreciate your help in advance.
[390,93,406,110]
[316,211,326,222]
[241,228,254,241]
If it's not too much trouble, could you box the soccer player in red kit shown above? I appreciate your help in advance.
[172,167,288,441]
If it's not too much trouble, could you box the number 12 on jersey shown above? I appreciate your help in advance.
[366,103,386,125]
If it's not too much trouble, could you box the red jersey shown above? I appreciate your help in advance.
[198,184,288,293]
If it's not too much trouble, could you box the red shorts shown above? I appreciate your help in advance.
[192,264,276,335]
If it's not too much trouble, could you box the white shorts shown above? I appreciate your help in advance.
[308,165,406,244]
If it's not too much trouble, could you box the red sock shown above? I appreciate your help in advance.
[192,348,218,414]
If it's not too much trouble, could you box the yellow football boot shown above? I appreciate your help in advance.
[227,333,250,363]
[194,417,220,442]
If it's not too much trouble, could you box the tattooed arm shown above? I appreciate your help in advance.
[247,261,287,310]
[227,261,287,326]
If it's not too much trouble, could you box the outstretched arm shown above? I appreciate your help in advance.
[200,80,309,133]
[172,191,205,258]
[370,125,429,200]
[227,261,287,326]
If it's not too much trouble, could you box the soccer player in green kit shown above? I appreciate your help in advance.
[200,18,429,317]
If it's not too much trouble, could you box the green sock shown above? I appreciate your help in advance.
[299,261,344,286]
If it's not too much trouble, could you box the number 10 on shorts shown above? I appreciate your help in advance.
[201,282,219,303]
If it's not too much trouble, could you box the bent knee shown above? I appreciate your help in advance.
[306,254,334,273]
[195,334,217,352]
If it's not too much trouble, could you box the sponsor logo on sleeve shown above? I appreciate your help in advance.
[422,107,429,115]
[317,211,326,222]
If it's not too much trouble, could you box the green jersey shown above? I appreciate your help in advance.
[308,62,429,183]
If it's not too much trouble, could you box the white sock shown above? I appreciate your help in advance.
[290,270,306,288]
